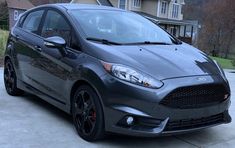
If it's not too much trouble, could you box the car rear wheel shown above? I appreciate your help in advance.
[4,59,24,96]
[72,85,105,141]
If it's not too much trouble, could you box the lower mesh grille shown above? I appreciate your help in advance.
[160,84,228,109]
[165,113,225,131]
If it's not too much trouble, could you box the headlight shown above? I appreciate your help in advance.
[102,62,163,88]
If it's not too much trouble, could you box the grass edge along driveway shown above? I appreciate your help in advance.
[210,56,235,70]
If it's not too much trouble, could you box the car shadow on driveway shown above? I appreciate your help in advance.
[17,93,213,148]
[19,93,72,124]
[5,89,235,148]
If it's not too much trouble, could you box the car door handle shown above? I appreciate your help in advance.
[15,35,20,40]
[34,45,42,52]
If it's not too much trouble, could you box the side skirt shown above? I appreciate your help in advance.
[17,79,71,114]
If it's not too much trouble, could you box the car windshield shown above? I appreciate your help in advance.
[69,10,178,45]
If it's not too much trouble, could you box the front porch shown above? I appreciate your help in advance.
[134,11,199,46]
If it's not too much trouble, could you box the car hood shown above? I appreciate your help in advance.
[87,42,221,80]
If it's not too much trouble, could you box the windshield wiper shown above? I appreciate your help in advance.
[86,37,122,45]
[124,41,173,45]
[176,40,183,45]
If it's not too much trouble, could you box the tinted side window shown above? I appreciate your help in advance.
[41,10,72,46]
[22,10,44,34]
[17,14,26,27]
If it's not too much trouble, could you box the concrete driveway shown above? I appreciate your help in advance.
[0,67,234,148]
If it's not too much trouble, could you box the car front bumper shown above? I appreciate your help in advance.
[99,74,232,137]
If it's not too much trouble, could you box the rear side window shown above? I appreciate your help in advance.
[22,10,44,34]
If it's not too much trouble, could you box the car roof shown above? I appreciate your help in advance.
[43,3,124,11]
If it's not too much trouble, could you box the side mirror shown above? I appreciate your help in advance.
[44,36,67,56]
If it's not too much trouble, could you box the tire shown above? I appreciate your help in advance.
[72,85,105,141]
[4,59,24,96]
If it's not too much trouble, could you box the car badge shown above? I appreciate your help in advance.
[197,77,207,81]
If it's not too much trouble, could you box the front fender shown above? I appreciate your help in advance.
[65,55,108,111]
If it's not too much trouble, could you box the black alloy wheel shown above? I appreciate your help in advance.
[4,59,23,96]
[72,85,105,141]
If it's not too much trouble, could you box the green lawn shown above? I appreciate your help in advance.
[0,30,9,66]
[210,56,235,69]
[0,29,8,57]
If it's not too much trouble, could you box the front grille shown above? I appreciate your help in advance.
[165,113,225,131]
[160,84,228,109]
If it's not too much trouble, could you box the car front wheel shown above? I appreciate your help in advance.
[72,85,105,141]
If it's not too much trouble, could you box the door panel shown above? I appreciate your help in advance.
[31,10,76,103]
[33,45,70,102]
[16,31,44,84]
[13,10,44,85]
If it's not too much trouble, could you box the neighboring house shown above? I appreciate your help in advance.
[71,0,198,45]
[5,0,34,29]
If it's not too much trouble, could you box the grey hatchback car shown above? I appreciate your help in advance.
[4,4,231,141]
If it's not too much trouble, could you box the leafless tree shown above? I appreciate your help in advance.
[184,0,235,58]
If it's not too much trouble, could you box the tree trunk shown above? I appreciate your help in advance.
[224,29,234,59]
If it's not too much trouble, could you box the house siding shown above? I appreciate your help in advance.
[142,0,158,16]
[72,0,98,4]
[8,8,25,29]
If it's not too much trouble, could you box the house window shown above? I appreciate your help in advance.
[170,27,177,36]
[133,0,141,8]
[119,0,126,9]
[170,27,174,35]
[172,4,179,18]
[161,1,167,14]
[14,10,19,21]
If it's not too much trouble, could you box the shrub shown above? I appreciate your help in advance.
[0,29,8,57]
[232,58,235,67]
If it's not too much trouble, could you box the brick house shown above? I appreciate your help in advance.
[71,0,198,45]
[5,0,34,29]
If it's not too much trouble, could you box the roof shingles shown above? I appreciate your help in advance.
[6,0,34,10]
